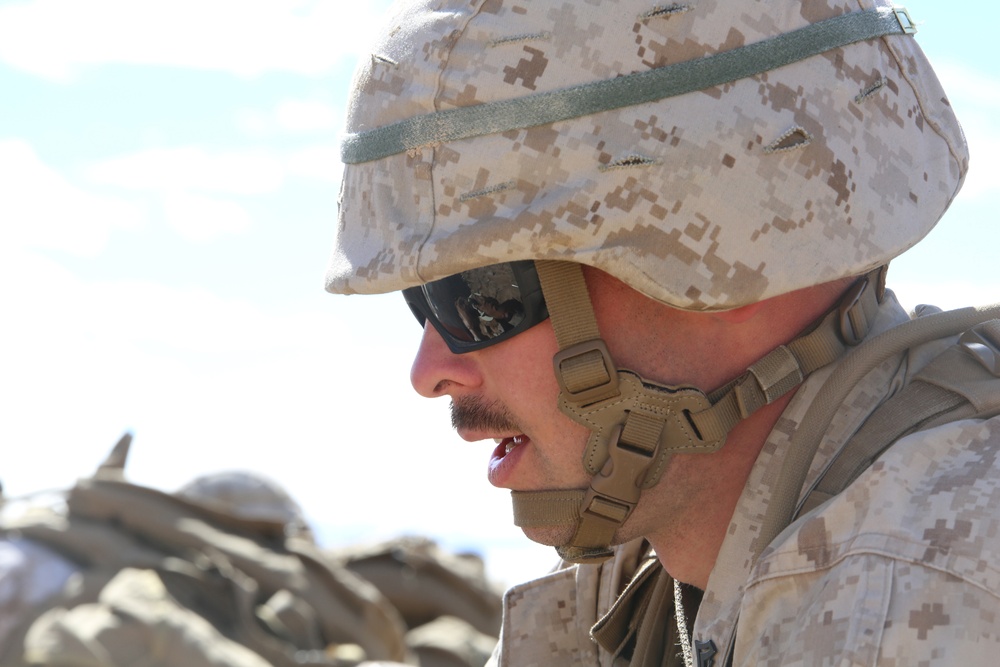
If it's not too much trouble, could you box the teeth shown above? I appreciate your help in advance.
[505,436,526,455]
[496,436,526,454]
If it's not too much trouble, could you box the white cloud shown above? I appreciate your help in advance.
[0,0,395,80]
[275,99,340,132]
[286,145,344,183]
[160,191,253,242]
[85,146,298,241]
[0,139,306,256]
[236,97,344,140]
[83,143,343,239]
[87,147,286,196]
[0,139,143,256]
[86,143,342,192]
[235,109,272,137]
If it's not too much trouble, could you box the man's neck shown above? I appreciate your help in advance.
[647,392,796,590]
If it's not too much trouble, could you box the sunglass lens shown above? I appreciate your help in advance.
[423,264,527,343]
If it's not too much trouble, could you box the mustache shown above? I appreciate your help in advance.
[451,396,522,433]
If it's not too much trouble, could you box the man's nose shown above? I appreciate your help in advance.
[409,323,482,398]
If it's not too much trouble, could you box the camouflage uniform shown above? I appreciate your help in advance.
[489,294,1000,666]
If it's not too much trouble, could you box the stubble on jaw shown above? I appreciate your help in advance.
[445,375,678,553]
[450,396,602,548]
[450,395,522,433]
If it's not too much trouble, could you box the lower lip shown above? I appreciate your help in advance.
[488,438,527,488]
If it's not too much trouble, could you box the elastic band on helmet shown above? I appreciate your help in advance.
[342,7,916,165]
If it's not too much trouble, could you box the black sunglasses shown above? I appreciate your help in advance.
[403,260,549,354]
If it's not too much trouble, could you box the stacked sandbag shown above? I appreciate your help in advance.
[0,435,506,667]
[330,537,504,667]
[0,435,411,666]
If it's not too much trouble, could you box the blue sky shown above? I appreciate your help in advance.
[2,0,998,587]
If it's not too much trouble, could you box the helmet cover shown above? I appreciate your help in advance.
[327,0,968,311]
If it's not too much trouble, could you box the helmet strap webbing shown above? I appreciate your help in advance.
[689,265,886,443]
[342,8,917,164]
[517,260,718,563]
[512,261,885,564]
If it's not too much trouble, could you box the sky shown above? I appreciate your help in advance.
[2,0,998,589]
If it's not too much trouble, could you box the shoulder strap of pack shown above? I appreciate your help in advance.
[716,308,1000,667]
[751,302,1000,569]
[796,318,1000,517]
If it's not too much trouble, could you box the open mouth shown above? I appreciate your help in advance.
[488,435,529,487]
[494,435,527,457]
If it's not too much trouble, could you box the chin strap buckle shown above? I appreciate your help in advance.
[569,406,671,551]
[571,426,648,551]
[553,339,621,406]
[581,424,648,512]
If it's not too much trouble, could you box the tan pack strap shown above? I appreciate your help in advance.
[754,302,1000,567]
[797,380,969,516]
[628,565,678,667]
[535,260,620,405]
[691,268,883,442]
[961,319,1000,376]
[797,320,1000,517]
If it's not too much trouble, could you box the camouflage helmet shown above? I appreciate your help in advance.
[326,0,968,564]
[326,0,967,311]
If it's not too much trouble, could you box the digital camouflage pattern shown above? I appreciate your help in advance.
[327,0,967,310]
[486,295,1000,665]
[738,417,1000,665]
[491,540,650,667]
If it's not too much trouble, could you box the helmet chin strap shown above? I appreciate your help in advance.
[510,261,885,564]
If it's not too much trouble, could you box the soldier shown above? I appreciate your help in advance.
[326,0,1000,665]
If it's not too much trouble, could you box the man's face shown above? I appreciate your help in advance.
[409,299,593,544]
[409,266,735,547]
